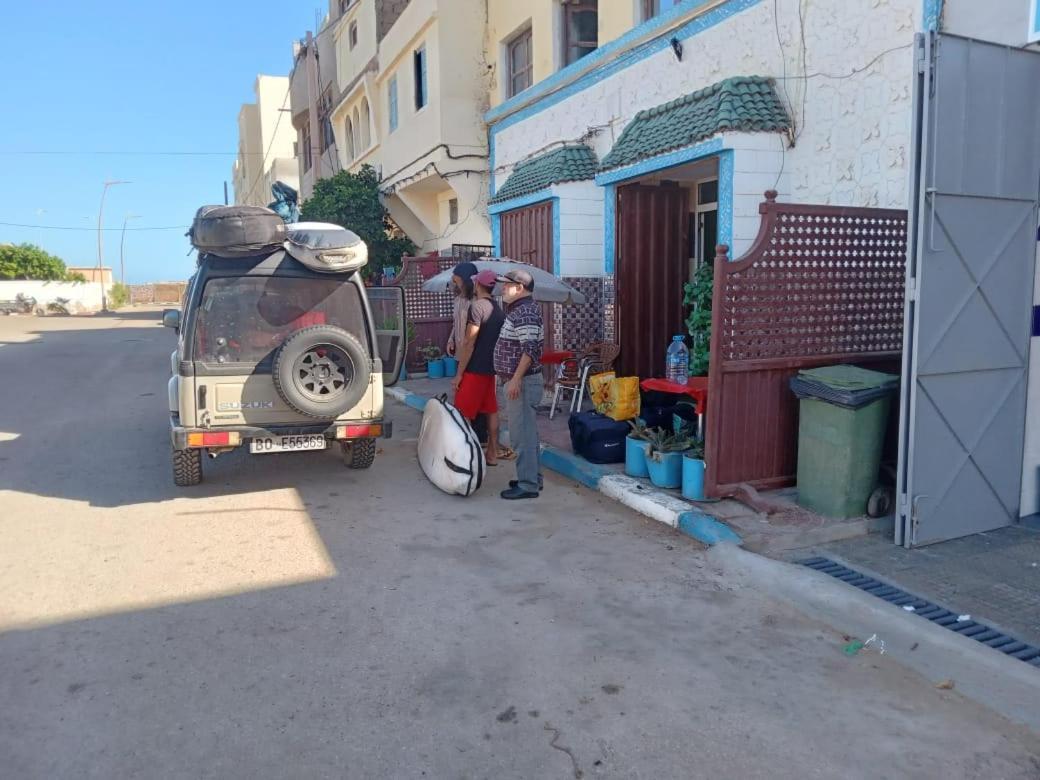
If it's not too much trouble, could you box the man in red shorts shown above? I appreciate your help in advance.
[452,269,505,465]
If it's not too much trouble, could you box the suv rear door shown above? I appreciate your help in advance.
[365,286,407,387]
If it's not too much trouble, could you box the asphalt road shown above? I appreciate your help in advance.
[1,310,1038,779]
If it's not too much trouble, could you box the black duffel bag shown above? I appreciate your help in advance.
[189,205,287,258]
[568,410,630,464]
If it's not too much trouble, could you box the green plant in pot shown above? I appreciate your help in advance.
[682,437,707,500]
[683,260,713,378]
[645,429,695,489]
[418,341,445,378]
[625,419,654,478]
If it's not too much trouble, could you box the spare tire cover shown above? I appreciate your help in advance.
[190,205,287,258]
[272,325,371,418]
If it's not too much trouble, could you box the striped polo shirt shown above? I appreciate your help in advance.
[494,296,543,379]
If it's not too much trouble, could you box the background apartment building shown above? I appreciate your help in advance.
[232,75,299,208]
[288,0,492,254]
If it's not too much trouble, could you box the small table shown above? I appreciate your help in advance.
[640,377,709,437]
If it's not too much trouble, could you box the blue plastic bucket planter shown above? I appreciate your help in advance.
[442,356,458,378]
[682,454,706,500]
[427,358,446,379]
[647,450,683,489]
[625,436,650,478]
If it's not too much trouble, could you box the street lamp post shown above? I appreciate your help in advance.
[97,180,130,311]
[120,214,141,287]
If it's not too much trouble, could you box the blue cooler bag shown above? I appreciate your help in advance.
[568,410,630,464]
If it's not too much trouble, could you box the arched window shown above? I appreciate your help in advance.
[352,107,362,156]
[345,117,355,161]
[360,98,371,150]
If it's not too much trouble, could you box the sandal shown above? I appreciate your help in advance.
[497,446,517,461]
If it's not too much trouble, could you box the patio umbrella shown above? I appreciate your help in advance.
[420,258,587,304]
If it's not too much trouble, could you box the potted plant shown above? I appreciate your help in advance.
[645,429,694,489]
[418,341,445,378]
[625,419,654,478]
[682,438,706,500]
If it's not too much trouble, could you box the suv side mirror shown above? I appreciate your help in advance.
[162,309,181,330]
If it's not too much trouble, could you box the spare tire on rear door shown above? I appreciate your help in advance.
[272,326,370,418]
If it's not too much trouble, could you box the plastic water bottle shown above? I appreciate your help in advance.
[666,335,689,384]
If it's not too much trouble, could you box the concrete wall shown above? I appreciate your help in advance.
[943,0,1040,48]
[335,0,379,93]
[0,281,107,314]
[556,181,604,278]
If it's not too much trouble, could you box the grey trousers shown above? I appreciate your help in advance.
[505,374,544,493]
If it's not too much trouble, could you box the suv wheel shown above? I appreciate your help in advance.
[173,447,203,486]
[273,326,371,419]
[341,438,376,470]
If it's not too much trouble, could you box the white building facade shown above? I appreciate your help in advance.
[232,75,299,208]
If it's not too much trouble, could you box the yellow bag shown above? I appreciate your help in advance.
[588,371,615,414]
[605,376,641,421]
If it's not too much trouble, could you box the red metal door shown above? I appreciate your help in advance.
[500,201,554,357]
[616,183,689,378]
[499,201,553,273]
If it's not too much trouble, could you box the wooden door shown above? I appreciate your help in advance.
[615,183,690,378]
[499,200,555,360]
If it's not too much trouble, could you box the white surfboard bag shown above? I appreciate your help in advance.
[418,396,485,496]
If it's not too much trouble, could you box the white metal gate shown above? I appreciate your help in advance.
[897,34,1040,547]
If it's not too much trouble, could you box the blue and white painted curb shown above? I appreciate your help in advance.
[387,386,742,547]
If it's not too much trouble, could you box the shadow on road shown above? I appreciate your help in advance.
[0,313,389,508]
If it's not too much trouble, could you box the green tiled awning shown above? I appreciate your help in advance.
[599,76,789,171]
[491,145,598,204]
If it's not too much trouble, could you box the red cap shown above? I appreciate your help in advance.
[473,269,499,288]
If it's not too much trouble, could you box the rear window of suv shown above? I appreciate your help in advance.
[194,276,369,365]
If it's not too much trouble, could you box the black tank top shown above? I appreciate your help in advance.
[469,298,505,375]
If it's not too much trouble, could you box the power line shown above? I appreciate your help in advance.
[0,151,266,156]
[0,221,189,232]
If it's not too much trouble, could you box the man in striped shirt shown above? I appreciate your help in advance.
[494,269,544,500]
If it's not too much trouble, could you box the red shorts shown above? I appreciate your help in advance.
[454,372,498,419]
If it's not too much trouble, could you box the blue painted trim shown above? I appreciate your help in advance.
[491,213,501,255]
[486,0,763,133]
[597,139,734,272]
[923,0,943,31]
[538,446,613,489]
[677,511,743,546]
[717,149,734,251]
[552,197,561,276]
[487,188,555,215]
[397,390,428,412]
[595,138,724,186]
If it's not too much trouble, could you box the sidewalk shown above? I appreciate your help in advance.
[389,376,894,553]
[387,376,741,547]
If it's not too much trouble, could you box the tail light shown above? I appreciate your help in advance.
[187,432,242,447]
[335,424,382,439]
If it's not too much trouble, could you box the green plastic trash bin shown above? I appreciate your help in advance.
[790,365,899,519]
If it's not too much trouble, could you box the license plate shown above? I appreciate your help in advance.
[250,435,327,454]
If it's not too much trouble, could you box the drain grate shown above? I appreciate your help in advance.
[800,557,1040,668]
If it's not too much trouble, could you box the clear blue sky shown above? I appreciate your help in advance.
[0,1,319,284]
